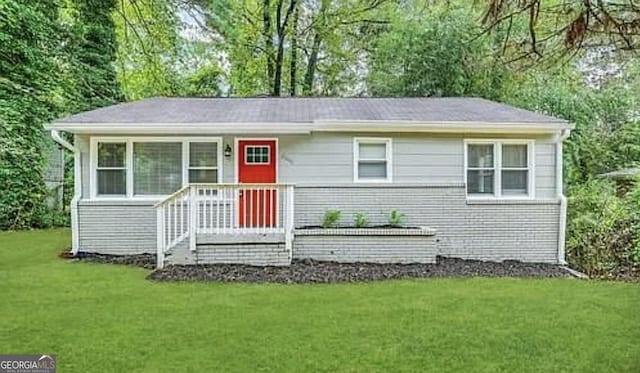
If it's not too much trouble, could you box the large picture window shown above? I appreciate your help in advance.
[92,138,222,198]
[465,140,534,198]
[354,138,392,182]
[133,142,182,196]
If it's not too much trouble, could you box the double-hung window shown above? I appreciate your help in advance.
[465,140,534,198]
[92,138,222,198]
[96,142,127,196]
[354,138,392,182]
[188,142,220,183]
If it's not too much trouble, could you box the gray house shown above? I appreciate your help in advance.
[47,97,573,269]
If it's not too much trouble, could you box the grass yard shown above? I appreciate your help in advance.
[0,230,639,372]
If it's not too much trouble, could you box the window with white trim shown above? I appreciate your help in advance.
[466,143,495,195]
[189,142,219,183]
[96,142,126,196]
[465,141,533,198]
[501,144,529,195]
[354,138,392,182]
[92,138,222,198]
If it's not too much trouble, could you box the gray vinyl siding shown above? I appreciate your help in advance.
[78,132,558,197]
[534,143,557,199]
[277,133,557,198]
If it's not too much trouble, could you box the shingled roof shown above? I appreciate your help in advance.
[55,97,567,124]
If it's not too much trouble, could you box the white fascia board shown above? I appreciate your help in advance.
[46,119,574,135]
[45,122,314,135]
[312,120,574,134]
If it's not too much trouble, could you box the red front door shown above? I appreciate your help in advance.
[238,140,277,228]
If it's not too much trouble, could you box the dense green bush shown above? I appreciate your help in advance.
[0,1,64,229]
[566,179,640,275]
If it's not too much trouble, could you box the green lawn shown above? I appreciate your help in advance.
[0,230,639,372]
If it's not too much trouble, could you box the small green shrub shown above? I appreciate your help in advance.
[388,209,405,227]
[353,213,368,228]
[322,210,341,228]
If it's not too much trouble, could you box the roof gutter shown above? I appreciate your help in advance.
[556,129,571,265]
[51,130,80,255]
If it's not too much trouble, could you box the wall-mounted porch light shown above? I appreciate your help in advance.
[224,144,232,158]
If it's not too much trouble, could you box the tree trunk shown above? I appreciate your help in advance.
[262,0,274,93]
[289,2,299,96]
[274,37,284,96]
[303,32,321,95]
[273,0,296,96]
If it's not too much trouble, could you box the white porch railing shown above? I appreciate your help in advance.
[155,183,295,269]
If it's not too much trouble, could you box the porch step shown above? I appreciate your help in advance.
[164,233,289,266]
[195,242,290,266]
[196,233,285,245]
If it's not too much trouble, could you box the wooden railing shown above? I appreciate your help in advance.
[155,183,295,268]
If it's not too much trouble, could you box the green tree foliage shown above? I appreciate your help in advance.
[0,0,65,229]
[206,0,392,96]
[367,5,506,98]
[502,71,640,186]
[114,0,180,100]
[181,64,223,97]
[113,0,223,99]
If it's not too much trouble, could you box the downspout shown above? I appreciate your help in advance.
[556,129,571,265]
[51,130,80,255]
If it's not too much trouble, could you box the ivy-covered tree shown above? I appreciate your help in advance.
[72,0,122,110]
[0,0,65,229]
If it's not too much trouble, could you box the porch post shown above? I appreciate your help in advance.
[189,186,197,252]
[285,185,295,262]
[156,207,165,269]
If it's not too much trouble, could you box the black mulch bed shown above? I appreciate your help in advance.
[64,251,156,270]
[147,256,573,283]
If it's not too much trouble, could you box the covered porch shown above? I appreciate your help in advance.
[155,183,295,268]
